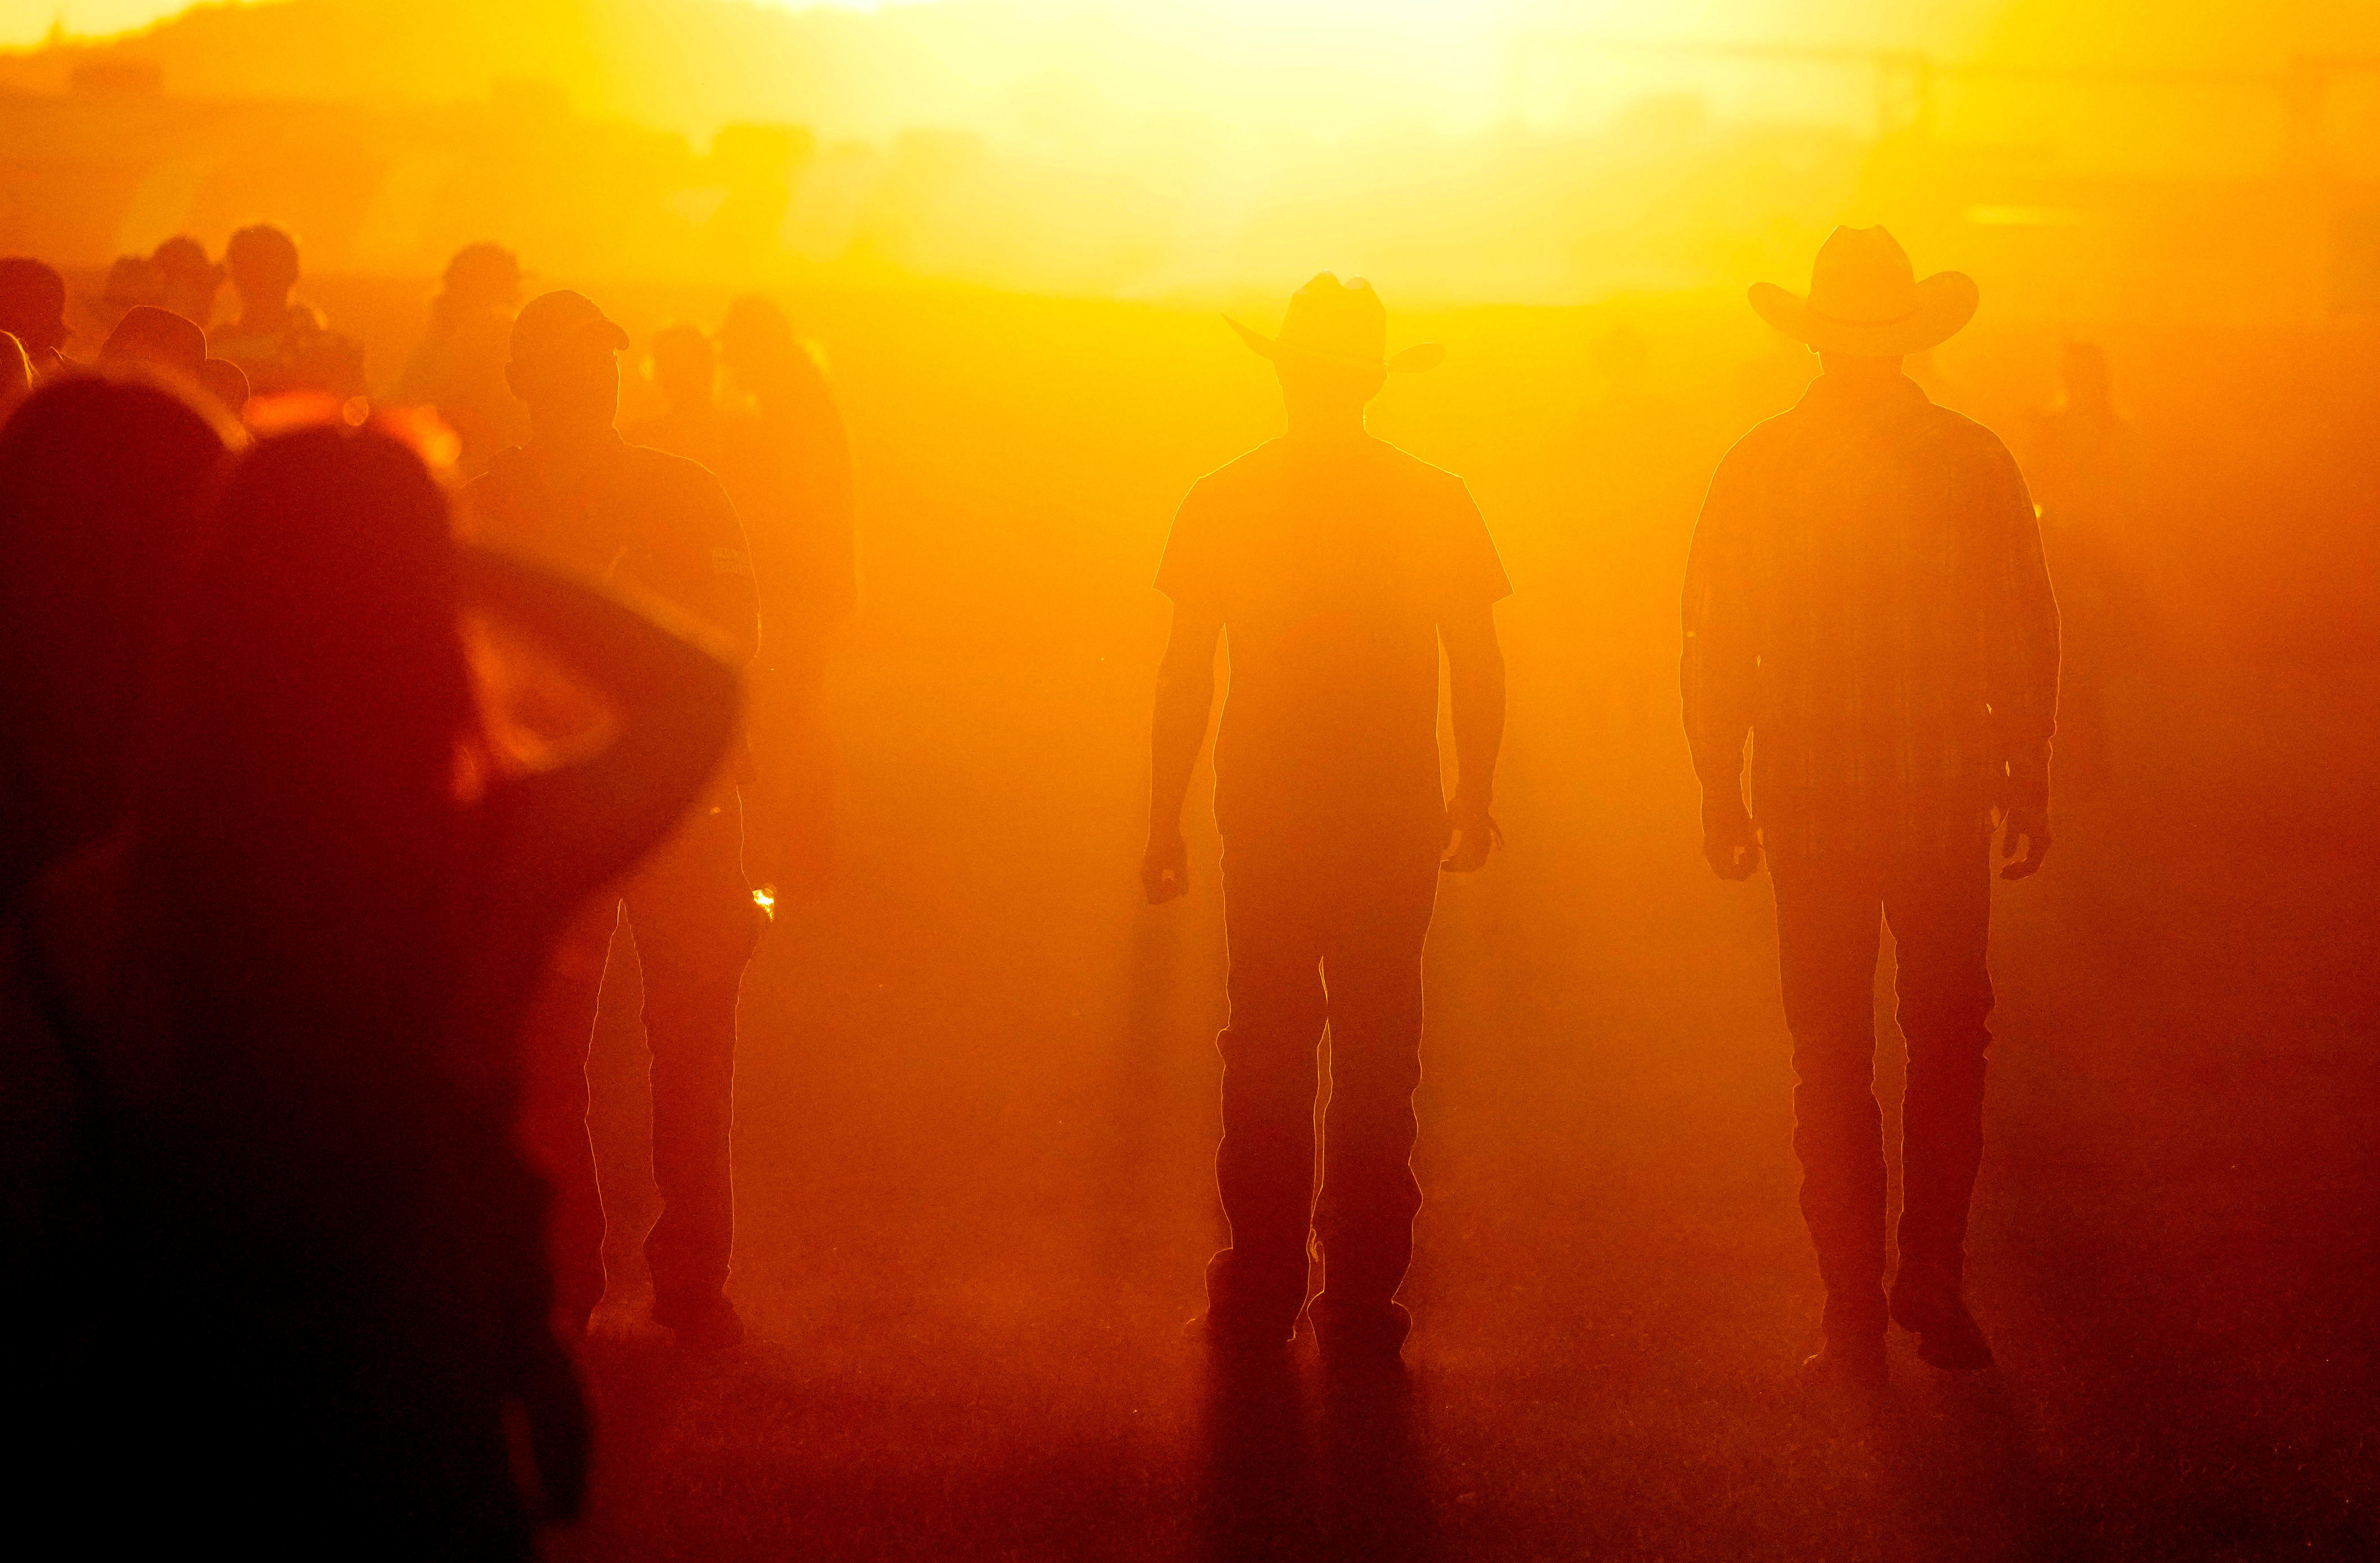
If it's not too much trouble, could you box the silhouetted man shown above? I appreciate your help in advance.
[1146,274,1508,1364]
[397,243,531,476]
[211,224,364,398]
[466,290,763,1351]
[1683,227,2058,1392]
[2027,342,2134,790]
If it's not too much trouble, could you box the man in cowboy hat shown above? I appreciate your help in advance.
[1143,272,1510,1364]
[1683,227,2059,1393]
[467,289,764,1352]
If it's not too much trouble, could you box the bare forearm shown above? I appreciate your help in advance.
[1147,664,1214,827]
[1449,655,1505,809]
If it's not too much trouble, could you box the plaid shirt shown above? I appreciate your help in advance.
[1681,374,2058,859]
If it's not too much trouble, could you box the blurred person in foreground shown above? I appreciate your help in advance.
[397,242,531,476]
[0,372,235,905]
[636,298,856,894]
[1,414,740,1553]
[1683,227,2058,1396]
[468,290,763,1351]
[0,257,71,379]
[1145,274,1508,1365]
[211,222,365,399]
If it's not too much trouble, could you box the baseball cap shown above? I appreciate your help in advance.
[509,290,630,364]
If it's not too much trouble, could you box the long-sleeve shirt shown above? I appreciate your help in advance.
[1682,372,2059,859]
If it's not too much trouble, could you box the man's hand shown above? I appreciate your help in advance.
[1999,804,2051,880]
[1442,791,1500,874]
[1142,824,1189,904]
[1702,791,1761,880]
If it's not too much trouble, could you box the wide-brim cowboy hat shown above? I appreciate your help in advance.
[1750,226,1977,357]
[1228,272,1445,373]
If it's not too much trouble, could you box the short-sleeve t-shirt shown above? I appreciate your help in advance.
[1156,435,1510,851]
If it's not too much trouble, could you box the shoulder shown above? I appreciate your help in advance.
[1923,404,2025,475]
[1365,438,1472,498]
[1193,440,1285,491]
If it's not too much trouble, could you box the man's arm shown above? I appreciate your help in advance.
[1440,606,1505,873]
[1985,443,2059,879]
[1142,603,1223,904]
[1683,449,1761,880]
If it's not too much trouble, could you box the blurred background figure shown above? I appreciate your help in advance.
[2027,341,2136,790]
[102,306,252,420]
[630,320,732,471]
[715,294,856,894]
[396,241,530,476]
[0,373,235,905]
[0,258,71,379]
[211,222,365,399]
[101,304,207,381]
[97,253,167,336]
[151,235,225,332]
[2,417,738,1556]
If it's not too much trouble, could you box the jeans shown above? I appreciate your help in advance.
[519,795,760,1322]
[1207,839,1441,1334]
[1770,828,1994,1339]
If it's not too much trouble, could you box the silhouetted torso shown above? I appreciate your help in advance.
[467,435,758,658]
[1159,435,1507,851]
[1683,374,2058,855]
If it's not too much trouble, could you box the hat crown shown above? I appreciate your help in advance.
[1277,272,1388,364]
[1807,226,1921,326]
[510,289,626,362]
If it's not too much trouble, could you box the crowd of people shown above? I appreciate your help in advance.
[0,230,853,1551]
[1,219,2090,1550]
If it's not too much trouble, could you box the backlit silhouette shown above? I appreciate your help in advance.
[468,289,763,1352]
[1683,226,2059,1394]
[1146,274,1507,1363]
[209,224,365,399]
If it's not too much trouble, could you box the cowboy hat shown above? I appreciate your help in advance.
[1749,226,1977,357]
[1228,272,1444,373]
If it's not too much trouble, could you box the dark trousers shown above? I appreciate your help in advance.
[521,796,759,1322]
[1208,839,1441,1334]
[1770,831,1994,1340]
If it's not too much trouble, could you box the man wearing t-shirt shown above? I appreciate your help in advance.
[466,290,764,1352]
[1143,274,1510,1363]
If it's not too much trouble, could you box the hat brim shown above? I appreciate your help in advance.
[1748,271,1978,356]
[1227,317,1442,372]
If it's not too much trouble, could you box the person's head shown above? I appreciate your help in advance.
[718,294,796,382]
[0,371,236,894]
[437,242,523,316]
[151,235,224,326]
[505,289,628,438]
[2062,341,2113,413]
[0,257,70,358]
[648,322,715,412]
[103,304,209,382]
[158,422,471,879]
[1750,226,1975,370]
[1228,273,1440,428]
[224,224,302,311]
[101,254,167,325]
